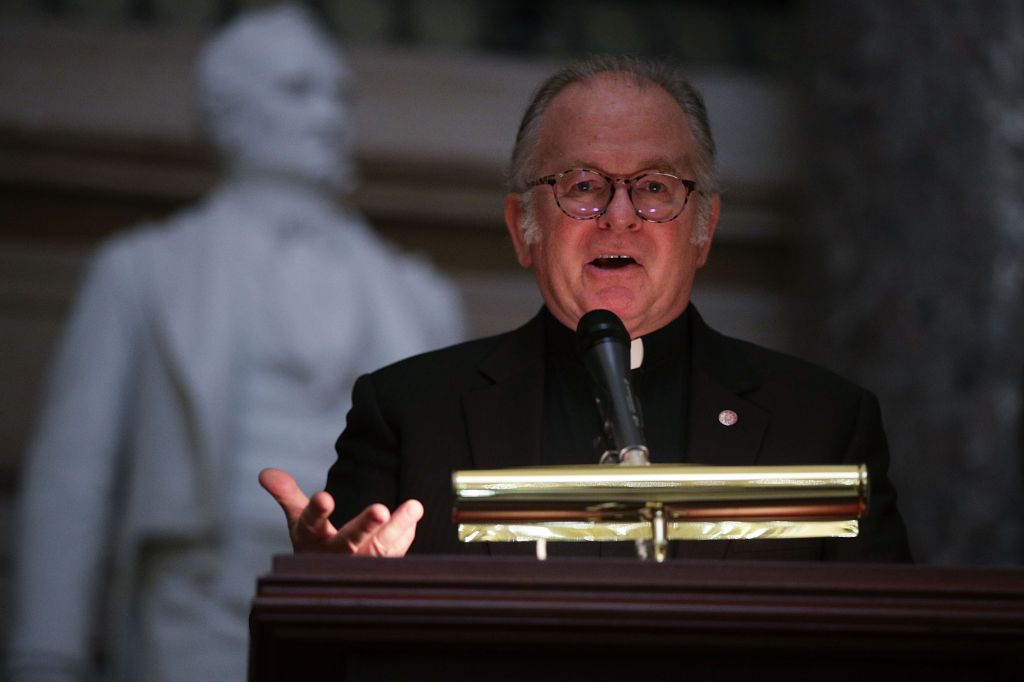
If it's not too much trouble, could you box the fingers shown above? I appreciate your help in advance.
[375,499,423,556]
[377,500,423,556]
[336,503,392,552]
[292,490,338,547]
[259,468,422,557]
[338,499,423,557]
[258,467,311,524]
[259,467,338,551]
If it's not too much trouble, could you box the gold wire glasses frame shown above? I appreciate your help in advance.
[525,168,698,223]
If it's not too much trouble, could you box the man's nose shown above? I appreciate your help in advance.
[597,183,639,232]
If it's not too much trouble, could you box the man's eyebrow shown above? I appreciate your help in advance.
[639,157,684,173]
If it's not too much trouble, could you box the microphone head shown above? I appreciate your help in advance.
[576,309,630,355]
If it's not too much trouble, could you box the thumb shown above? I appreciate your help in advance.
[259,467,309,524]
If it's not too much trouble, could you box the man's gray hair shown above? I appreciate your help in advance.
[508,56,719,244]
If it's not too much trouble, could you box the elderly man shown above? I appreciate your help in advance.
[262,56,911,562]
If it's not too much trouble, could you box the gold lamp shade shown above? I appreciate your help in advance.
[453,464,868,546]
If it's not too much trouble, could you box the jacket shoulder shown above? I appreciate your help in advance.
[367,321,532,388]
[693,314,874,411]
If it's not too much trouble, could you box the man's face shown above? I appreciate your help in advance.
[504,73,720,338]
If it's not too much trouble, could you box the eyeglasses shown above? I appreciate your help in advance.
[525,168,697,223]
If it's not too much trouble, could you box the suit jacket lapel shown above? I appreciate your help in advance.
[686,306,768,466]
[462,313,546,472]
[459,313,547,557]
[687,368,769,466]
[674,306,770,560]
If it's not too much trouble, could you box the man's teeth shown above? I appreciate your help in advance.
[592,255,636,269]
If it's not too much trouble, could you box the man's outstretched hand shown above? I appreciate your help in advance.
[258,467,422,556]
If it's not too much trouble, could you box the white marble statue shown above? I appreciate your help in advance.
[7,5,464,681]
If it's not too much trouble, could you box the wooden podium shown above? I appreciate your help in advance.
[250,554,1024,681]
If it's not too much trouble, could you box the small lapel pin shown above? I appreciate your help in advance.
[718,409,738,427]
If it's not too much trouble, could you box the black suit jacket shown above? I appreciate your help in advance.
[327,306,911,562]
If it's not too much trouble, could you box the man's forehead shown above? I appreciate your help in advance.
[563,155,690,176]
[536,77,696,176]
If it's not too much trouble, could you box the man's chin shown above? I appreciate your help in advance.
[584,292,637,323]
[576,301,640,336]
[594,302,690,338]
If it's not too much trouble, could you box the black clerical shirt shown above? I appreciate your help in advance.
[540,305,691,467]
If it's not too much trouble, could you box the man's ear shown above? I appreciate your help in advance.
[504,193,533,268]
[695,193,721,268]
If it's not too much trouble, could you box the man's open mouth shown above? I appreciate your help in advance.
[591,255,637,270]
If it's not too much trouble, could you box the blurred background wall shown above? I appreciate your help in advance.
[0,0,1021,655]
[800,1,1024,566]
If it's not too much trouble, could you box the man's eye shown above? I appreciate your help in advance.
[642,181,667,194]
[573,181,593,192]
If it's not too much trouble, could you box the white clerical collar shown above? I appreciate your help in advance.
[630,337,644,370]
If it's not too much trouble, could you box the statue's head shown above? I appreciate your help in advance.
[195,4,355,190]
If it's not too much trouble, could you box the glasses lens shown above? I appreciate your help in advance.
[632,174,687,221]
[554,169,608,219]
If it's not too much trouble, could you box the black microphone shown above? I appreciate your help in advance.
[575,309,649,465]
